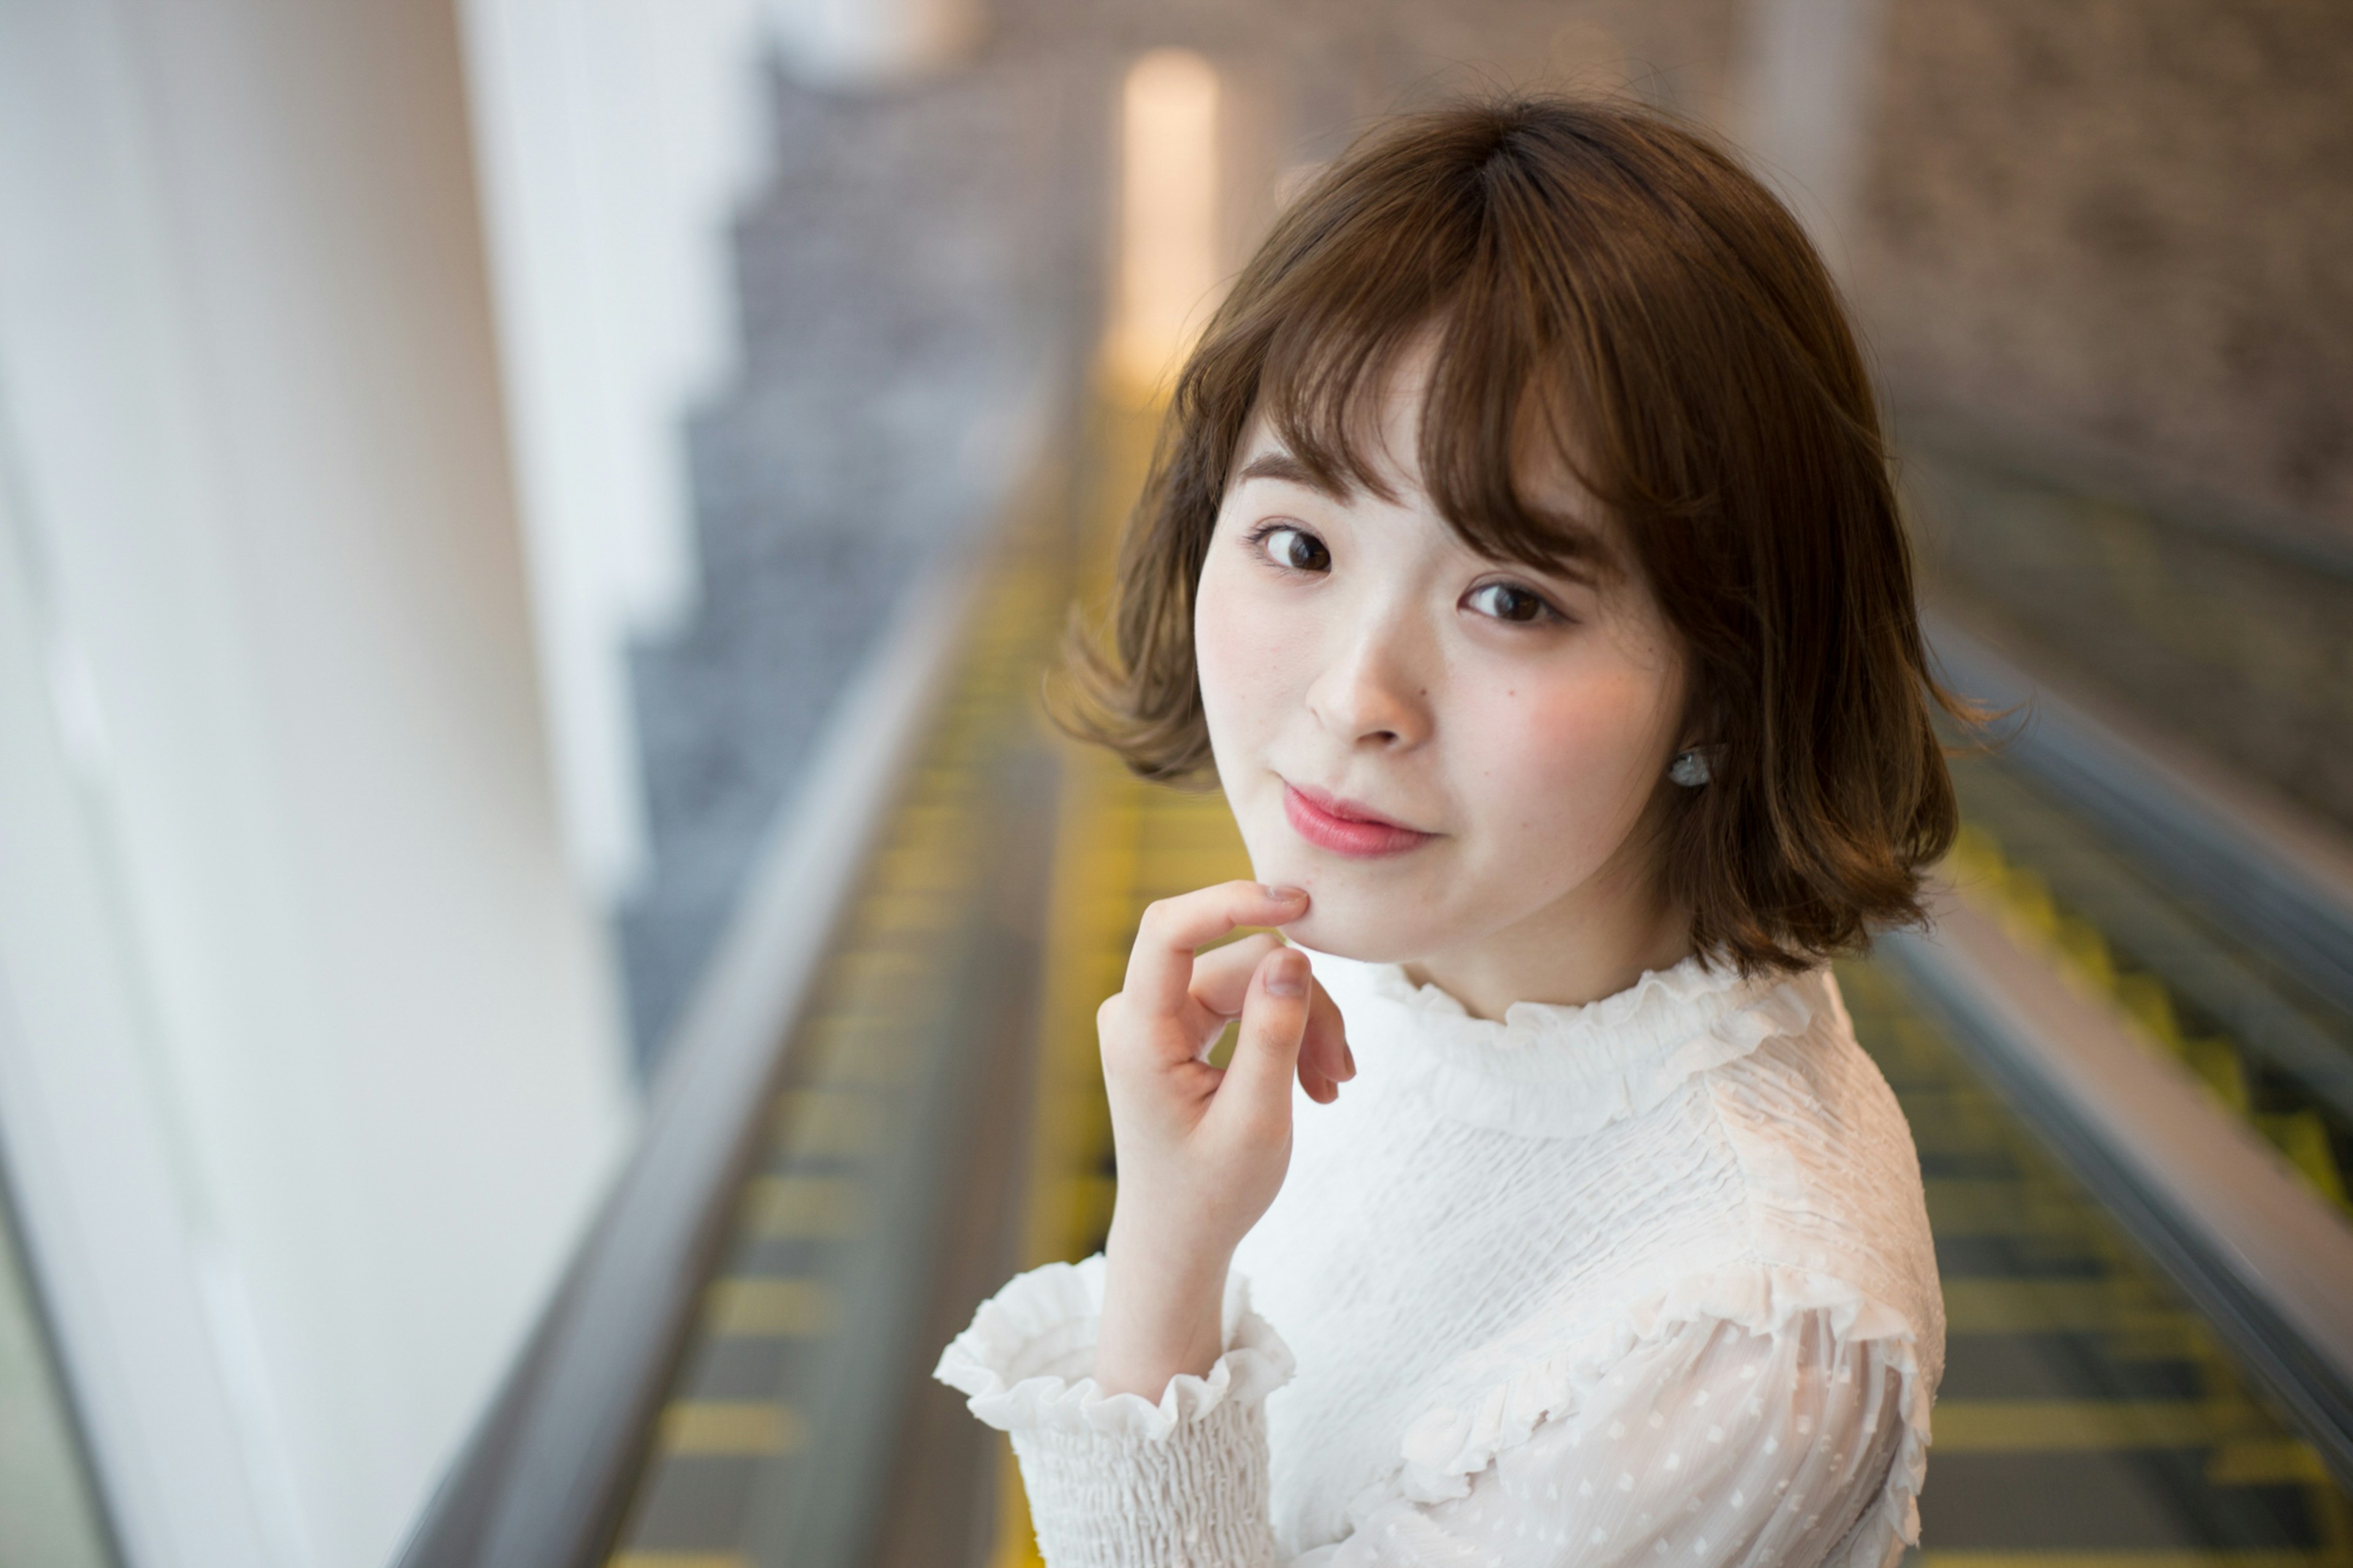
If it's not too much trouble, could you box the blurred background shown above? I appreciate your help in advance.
[1,2,2349,1567]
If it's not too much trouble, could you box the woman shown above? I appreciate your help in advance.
[938,94,1957,1567]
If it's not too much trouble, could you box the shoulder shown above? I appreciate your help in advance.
[1395,972,1945,1521]
[1398,966,1942,1450]
[1696,971,1931,1233]
[1702,967,1908,1137]
[1330,967,1946,1537]
[1685,968,1945,1369]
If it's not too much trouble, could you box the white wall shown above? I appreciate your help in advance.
[456,0,773,900]
[0,2,638,1564]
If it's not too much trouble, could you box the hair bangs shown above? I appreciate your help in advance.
[1238,176,1628,583]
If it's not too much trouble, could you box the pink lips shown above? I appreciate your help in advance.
[1282,782,1435,859]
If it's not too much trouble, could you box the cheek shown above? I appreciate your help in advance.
[1458,667,1676,849]
[1193,562,1306,753]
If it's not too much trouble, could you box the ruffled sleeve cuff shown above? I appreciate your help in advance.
[934,1254,1295,1568]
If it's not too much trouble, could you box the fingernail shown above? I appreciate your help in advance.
[1261,884,1308,903]
[1342,1042,1357,1078]
[1265,950,1308,997]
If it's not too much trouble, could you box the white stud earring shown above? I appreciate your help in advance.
[1669,747,1719,787]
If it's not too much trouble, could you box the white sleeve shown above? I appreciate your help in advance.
[1298,1309,1917,1568]
[933,1255,1293,1568]
[939,1261,1919,1568]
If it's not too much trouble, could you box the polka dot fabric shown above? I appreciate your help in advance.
[936,955,1941,1568]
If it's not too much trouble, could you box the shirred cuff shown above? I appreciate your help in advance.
[935,1255,1293,1567]
[1007,1401,1278,1568]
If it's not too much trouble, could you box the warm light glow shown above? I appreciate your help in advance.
[1107,48,1222,399]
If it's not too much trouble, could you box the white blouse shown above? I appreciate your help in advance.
[936,950,1944,1568]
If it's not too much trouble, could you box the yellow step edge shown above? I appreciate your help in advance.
[1932,1398,2257,1452]
[703,1278,836,1338]
[2205,1436,2336,1486]
[1941,1278,2186,1335]
[656,1401,805,1457]
[1925,1179,2100,1240]
[769,1089,886,1159]
[740,1175,866,1240]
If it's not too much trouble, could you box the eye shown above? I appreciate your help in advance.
[1252,524,1332,574]
[1464,580,1557,624]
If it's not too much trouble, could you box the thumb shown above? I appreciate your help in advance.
[1218,947,1312,1122]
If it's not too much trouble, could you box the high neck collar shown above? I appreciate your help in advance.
[1298,947,1819,1139]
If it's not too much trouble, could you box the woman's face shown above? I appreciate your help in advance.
[1194,362,1691,977]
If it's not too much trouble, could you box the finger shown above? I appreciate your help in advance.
[1218,947,1313,1124]
[1188,931,1283,1017]
[1292,981,1345,1102]
[1124,882,1309,1018]
[1300,979,1354,1089]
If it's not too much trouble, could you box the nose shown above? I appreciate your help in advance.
[1305,618,1434,750]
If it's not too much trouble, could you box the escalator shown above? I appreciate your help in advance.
[400,406,2353,1568]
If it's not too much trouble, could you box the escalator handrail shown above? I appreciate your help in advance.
[1903,414,2353,588]
[1927,609,2353,1021]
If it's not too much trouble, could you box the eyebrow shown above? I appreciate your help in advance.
[1233,449,1351,501]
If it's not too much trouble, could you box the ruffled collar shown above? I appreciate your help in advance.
[1298,947,1818,1140]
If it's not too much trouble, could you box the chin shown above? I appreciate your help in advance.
[1267,881,1443,967]
[1232,800,1446,963]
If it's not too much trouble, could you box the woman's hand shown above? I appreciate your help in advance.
[1093,882,1354,1399]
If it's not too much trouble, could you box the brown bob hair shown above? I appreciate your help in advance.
[1064,94,1963,975]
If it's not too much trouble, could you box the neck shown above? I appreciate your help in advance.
[1402,858,1694,1023]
